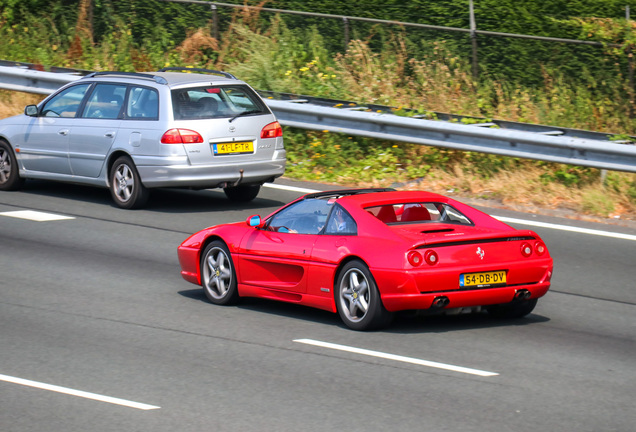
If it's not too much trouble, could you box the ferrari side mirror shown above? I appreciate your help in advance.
[246,215,261,227]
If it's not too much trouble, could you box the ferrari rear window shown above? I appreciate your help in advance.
[366,202,472,225]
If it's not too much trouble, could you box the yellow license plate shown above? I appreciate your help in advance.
[213,141,254,155]
[460,270,507,288]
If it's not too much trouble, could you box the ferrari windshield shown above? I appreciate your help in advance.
[365,202,473,225]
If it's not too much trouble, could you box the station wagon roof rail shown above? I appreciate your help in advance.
[158,67,237,80]
[83,71,168,84]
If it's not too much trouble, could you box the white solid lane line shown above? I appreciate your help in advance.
[0,210,75,221]
[0,374,160,410]
[265,183,636,241]
[493,215,636,242]
[294,339,498,377]
[263,183,320,194]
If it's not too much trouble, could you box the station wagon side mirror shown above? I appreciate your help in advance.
[246,215,262,227]
[24,105,38,117]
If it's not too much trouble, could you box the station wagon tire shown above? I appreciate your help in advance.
[0,140,24,191]
[109,156,149,209]
[486,298,538,319]
[200,241,239,305]
[224,184,260,202]
[335,260,393,331]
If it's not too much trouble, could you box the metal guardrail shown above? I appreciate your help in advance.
[0,64,84,94]
[1,64,635,173]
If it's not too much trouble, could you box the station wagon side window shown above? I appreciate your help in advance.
[82,83,127,119]
[41,83,92,118]
[126,86,159,119]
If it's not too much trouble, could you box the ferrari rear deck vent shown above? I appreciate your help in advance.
[421,228,455,234]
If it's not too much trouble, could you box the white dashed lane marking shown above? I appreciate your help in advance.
[294,339,499,377]
[0,374,160,410]
[0,210,75,222]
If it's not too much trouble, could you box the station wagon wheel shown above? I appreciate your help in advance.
[109,156,149,209]
[0,140,24,191]
[486,298,538,319]
[335,260,393,331]
[200,241,239,305]
[224,184,260,202]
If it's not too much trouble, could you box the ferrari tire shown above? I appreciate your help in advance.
[335,260,393,331]
[0,140,24,191]
[109,156,149,209]
[486,298,538,319]
[200,240,239,305]
[224,184,260,202]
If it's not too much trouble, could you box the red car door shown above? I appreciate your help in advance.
[237,229,318,294]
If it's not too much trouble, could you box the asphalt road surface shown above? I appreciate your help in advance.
[1,179,634,432]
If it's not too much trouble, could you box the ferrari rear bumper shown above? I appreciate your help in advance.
[380,282,551,312]
[374,258,553,312]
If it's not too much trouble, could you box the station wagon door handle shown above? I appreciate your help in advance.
[105,132,116,138]
[58,129,69,136]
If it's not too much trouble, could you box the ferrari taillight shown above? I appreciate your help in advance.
[424,250,439,266]
[535,241,547,256]
[407,251,423,267]
[161,128,204,144]
[261,121,283,139]
[520,242,533,257]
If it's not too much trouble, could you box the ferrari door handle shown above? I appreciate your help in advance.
[58,129,69,136]
[105,132,116,138]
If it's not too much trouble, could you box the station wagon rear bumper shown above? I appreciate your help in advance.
[135,153,286,188]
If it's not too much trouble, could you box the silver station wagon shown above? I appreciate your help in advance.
[0,67,286,208]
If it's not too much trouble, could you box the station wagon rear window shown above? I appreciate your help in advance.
[171,85,267,120]
[366,202,473,225]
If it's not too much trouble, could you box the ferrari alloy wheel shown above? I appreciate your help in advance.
[335,260,393,331]
[201,241,239,305]
[486,298,538,319]
[224,184,260,202]
[0,140,24,191]
[109,156,149,209]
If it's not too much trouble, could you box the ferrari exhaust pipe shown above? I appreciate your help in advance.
[514,289,531,300]
[431,296,450,309]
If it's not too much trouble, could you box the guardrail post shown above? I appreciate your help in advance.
[469,0,479,80]
[626,6,634,119]
[343,17,350,52]
[211,4,219,41]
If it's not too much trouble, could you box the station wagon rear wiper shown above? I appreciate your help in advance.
[228,110,261,123]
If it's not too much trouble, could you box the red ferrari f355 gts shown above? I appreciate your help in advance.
[178,188,553,330]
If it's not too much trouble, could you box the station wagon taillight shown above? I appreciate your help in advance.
[261,121,283,139]
[161,128,204,144]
